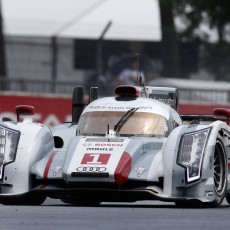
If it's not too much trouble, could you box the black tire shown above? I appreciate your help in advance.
[0,194,46,206]
[209,140,227,207]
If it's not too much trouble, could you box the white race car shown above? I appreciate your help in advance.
[0,84,230,207]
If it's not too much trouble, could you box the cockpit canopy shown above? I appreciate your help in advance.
[77,111,168,137]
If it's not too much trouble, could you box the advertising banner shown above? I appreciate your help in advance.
[0,93,72,127]
[1,92,229,127]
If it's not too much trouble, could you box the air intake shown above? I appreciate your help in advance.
[115,85,139,97]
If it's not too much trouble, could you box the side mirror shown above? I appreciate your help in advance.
[15,105,35,121]
[213,108,230,125]
[72,86,85,124]
[89,87,98,103]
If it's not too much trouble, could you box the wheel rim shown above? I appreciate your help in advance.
[213,144,225,196]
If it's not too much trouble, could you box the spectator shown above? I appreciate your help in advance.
[118,59,145,85]
[86,64,112,95]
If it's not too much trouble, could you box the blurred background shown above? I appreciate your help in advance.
[0,0,230,125]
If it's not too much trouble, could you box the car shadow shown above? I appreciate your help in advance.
[42,202,230,209]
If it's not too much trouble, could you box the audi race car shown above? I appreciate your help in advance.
[1,84,230,207]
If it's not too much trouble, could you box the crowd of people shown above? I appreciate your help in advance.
[86,58,145,96]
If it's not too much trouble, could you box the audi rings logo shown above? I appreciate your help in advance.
[76,166,107,172]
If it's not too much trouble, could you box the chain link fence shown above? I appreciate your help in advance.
[1,36,230,104]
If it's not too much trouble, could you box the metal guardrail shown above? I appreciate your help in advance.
[0,78,82,95]
[0,78,230,104]
[179,88,230,104]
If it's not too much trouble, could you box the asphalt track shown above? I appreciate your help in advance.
[0,198,230,230]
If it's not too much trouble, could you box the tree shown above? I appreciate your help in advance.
[174,0,230,43]
[0,1,7,90]
[173,0,230,80]
[159,0,180,78]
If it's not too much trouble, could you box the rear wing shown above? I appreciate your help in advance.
[181,108,230,125]
[181,115,221,122]
[146,86,178,111]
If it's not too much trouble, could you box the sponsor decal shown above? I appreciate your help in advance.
[76,166,107,172]
[82,142,123,147]
[82,143,92,147]
[88,105,153,110]
[204,190,214,197]
[86,147,114,151]
[81,153,111,165]
[134,166,147,177]
[0,94,72,127]
[94,143,123,147]
[51,165,62,176]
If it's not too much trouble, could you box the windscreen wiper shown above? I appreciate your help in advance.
[114,107,138,134]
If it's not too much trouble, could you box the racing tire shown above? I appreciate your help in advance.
[175,140,227,208]
[0,194,47,206]
[208,140,227,207]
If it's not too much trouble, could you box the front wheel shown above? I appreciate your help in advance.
[209,140,227,207]
[175,140,227,208]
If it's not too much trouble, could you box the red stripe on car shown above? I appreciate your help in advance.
[43,151,58,179]
[114,151,131,185]
[228,163,230,168]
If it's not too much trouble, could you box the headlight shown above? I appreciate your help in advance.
[177,128,211,183]
[0,125,20,179]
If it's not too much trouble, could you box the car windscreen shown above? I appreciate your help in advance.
[78,111,168,137]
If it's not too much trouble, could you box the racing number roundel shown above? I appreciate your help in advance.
[81,153,111,165]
